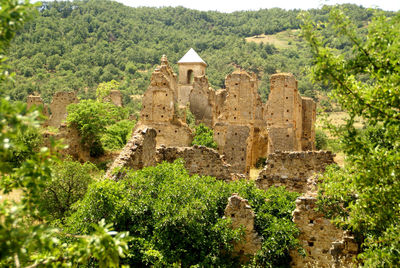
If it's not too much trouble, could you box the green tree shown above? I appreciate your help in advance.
[191,123,218,149]
[68,160,301,267]
[66,99,127,156]
[301,7,400,265]
[40,158,97,220]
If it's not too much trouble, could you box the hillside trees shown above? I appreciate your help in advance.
[301,7,400,265]
[4,0,385,105]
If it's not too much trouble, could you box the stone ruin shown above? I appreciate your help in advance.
[28,89,124,160]
[135,55,193,147]
[255,151,336,193]
[291,196,358,267]
[136,48,317,175]
[254,151,358,267]
[224,193,262,263]
[47,91,79,128]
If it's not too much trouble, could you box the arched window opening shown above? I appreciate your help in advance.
[187,69,193,84]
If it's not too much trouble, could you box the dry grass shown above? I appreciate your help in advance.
[249,168,262,180]
[245,29,301,49]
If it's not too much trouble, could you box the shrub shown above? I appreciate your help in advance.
[66,99,127,156]
[315,129,328,150]
[39,158,97,220]
[101,119,136,150]
[191,123,218,149]
[68,160,300,267]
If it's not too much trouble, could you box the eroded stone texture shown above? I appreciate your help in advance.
[156,145,238,181]
[301,97,316,151]
[137,55,193,147]
[27,95,49,117]
[106,127,157,180]
[108,90,123,107]
[290,196,358,268]
[255,151,335,193]
[189,75,215,127]
[224,194,262,263]
[47,91,78,128]
[265,73,303,152]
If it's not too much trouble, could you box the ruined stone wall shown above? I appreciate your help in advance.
[109,90,123,107]
[47,91,78,128]
[265,73,303,152]
[224,194,262,263]
[301,97,316,151]
[177,63,206,105]
[27,95,49,117]
[156,145,237,181]
[218,70,263,125]
[290,196,358,268]
[255,151,335,193]
[138,55,193,147]
[189,75,215,127]
[106,127,157,180]
[214,124,251,174]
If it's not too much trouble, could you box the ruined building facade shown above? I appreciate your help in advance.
[137,48,316,174]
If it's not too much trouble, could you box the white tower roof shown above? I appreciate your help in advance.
[178,48,207,65]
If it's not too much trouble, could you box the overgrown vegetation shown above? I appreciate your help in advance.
[191,123,218,149]
[302,7,400,266]
[68,160,301,267]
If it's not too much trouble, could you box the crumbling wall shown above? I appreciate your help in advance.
[138,55,193,147]
[106,127,157,180]
[156,145,237,181]
[301,97,316,151]
[27,95,49,118]
[224,193,262,263]
[109,90,123,107]
[265,73,303,152]
[214,124,251,174]
[47,91,78,128]
[189,75,215,127]
[290,196,358,268]
[255,151,335,193]
[218,69,263,125]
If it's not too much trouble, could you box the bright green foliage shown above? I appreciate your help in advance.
[39,158,97,220]
[191,123,218,149]
[301,7,400,265]
[66,99,128,156]
[101,119,136,150]
[96,79,120,102]
[68,160,300,267]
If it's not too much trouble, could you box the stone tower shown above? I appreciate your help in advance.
[177,48,207,106]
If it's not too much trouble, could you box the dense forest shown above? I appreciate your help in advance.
[5,0,389,107]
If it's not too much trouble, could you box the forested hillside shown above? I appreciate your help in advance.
[5,0,385,105]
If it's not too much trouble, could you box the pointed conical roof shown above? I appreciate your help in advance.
[178,48,207,65]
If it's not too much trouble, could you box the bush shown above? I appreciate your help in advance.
[191,123,218,149]
[39,158,97,220]
[68,160,300,267]
[66,99,128,156]
[315,129,328,150]
[101,119,136,150]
